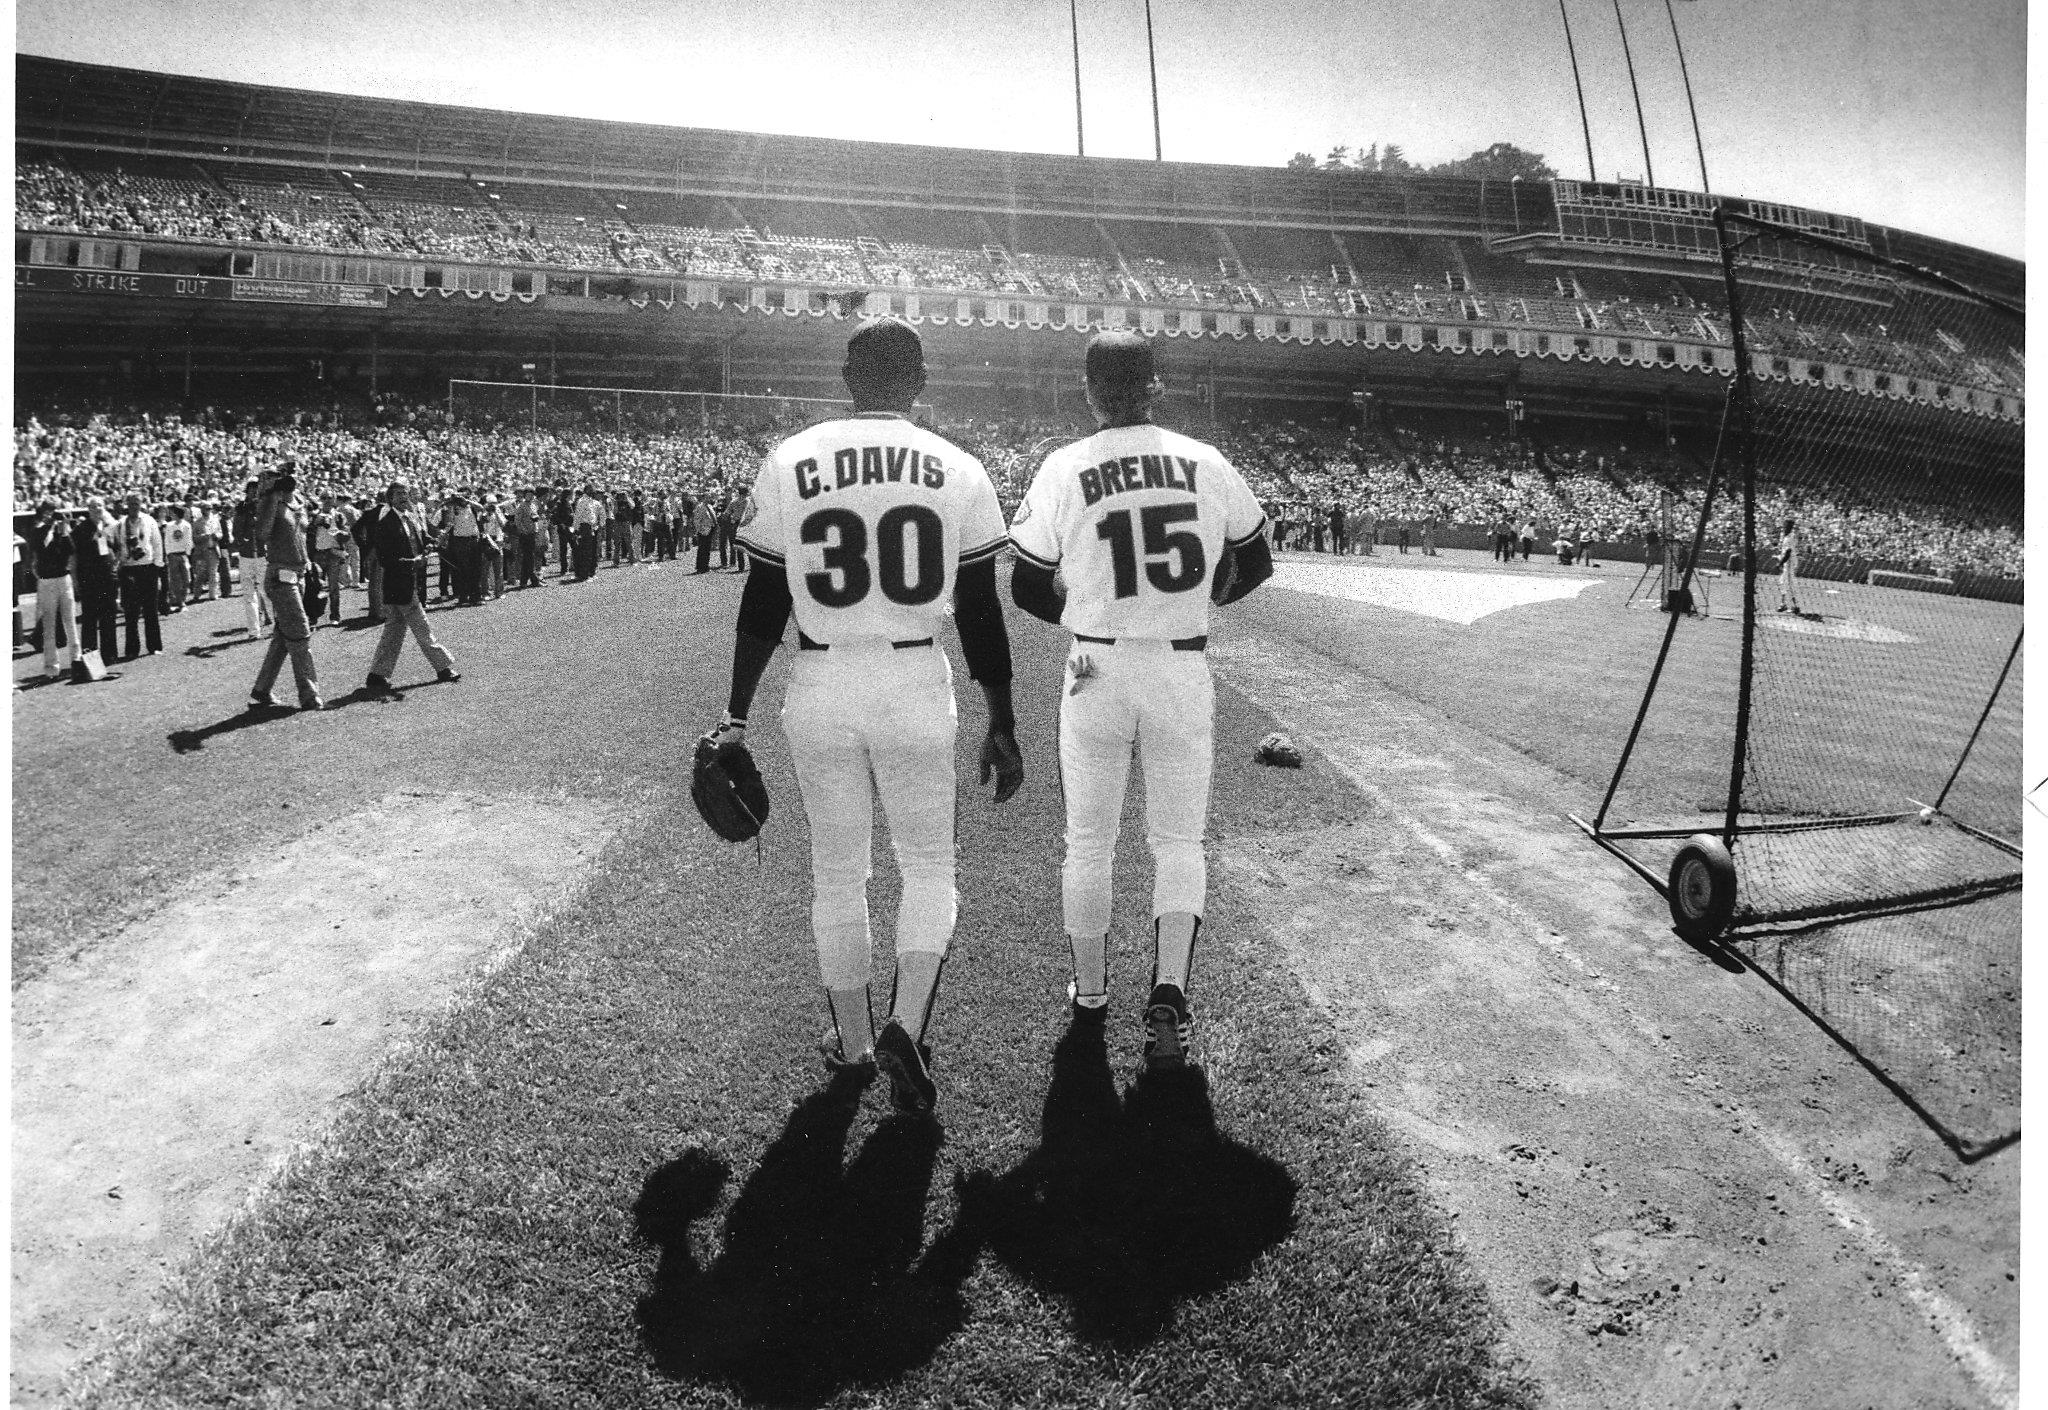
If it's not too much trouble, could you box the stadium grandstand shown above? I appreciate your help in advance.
[14,54,2024,589]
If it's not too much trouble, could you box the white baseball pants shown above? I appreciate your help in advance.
[782,643,958,990]
[1059,640,1214,936]
[241,554,272,637]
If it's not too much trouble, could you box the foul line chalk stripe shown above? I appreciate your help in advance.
[1211,637,2019,1410]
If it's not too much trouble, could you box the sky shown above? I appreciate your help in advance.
[13,0,2028,260]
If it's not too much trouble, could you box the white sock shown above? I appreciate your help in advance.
[827,985,875,1061]
[1153,913,1199,996]
[1068,932,1108,1006]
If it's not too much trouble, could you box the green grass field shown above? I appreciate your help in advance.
[1239,550,2022,841]
[15,566,1534,1408]
[13,544,2021,1404]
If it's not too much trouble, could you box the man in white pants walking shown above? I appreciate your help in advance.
[1008,331,1274,1070]
[705,317,1024,1116]
[234,476,273,639]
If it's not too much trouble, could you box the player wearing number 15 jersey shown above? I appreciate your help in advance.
[1008,331,1273,1071]
[704,318,1024,1116]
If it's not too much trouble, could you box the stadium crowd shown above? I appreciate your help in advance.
[13,388,2023,684]
[21,152,2028,407]
[21,156,2028,405]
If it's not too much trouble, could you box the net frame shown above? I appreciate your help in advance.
[1572,207,2024,931]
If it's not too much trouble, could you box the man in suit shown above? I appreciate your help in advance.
[550,481,575,578]
[572,484,605,581]
[116,493,165,661]
[363,480,460,697]
[71,499,119,668]
[692,496,719,574]
[351,494,384,623]
[511,487,544,588]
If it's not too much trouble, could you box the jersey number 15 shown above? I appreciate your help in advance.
[801,505,944,608]
[1097,504,1205,598]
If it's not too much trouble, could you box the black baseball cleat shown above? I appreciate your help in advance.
[1066,979,1109,1027]
[874,1018,937,1115]
[1142,983,1193,1070]
[363,673,400,698]
[818,1029,877,1076]
[437,668,462,683]
[247,690,282,711]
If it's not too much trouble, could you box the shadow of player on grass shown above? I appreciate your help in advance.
[955,1016,1298,1348]
[634,1067,977,1406]
[167,694,378,753]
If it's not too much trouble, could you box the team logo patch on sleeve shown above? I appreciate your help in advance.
[739,499,758,527]
[1011,500,1033,526]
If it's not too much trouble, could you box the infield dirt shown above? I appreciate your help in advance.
[1206,597,2019,1410]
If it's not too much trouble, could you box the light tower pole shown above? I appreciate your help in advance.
[1558,0,1597,181]
[1612,0,1656,187]
[1070,0,1086,157]
[1144,0,1163,160]
[1664,0,1711,191]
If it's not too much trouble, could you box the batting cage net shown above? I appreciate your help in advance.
[1572,214,2023,1156]
[1580,212,2024,934]
[1716,217,2022,924]
[446,380,853,436]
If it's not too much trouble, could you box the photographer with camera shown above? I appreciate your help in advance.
[246,467,325,712]
[116,493,165,661]
[71,498,120,669]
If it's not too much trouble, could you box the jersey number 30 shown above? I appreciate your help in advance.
[801,505,944,608]
[1097,504,1205,598]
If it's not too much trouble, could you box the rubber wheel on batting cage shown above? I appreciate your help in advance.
[1667,833,1737,942]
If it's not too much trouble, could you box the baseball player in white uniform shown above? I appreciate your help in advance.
[705,318,1024,1115]
[1008,331,1273,1069]
[1776,518,1802,614]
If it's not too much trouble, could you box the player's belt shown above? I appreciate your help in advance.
[797,633,934,652]
[1074,633,1208,652]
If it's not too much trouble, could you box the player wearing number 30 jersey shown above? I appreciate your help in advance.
[1009,331,1273,1070]
[707,317,1024,1116]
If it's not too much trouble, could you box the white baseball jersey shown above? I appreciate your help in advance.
[1009,423,1266,639]
[737,413,1007,645]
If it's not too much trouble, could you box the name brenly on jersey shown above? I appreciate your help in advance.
[1079,455,1200,507]
[795,445,947,500]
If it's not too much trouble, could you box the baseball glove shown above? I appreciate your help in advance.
[1254,731,1303,768]
[692,737,771,843]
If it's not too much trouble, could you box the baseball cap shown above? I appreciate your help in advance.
[1086,330,1154,388]
[845,317,924,380]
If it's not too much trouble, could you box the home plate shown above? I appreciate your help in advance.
[1271,561,1602,625]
